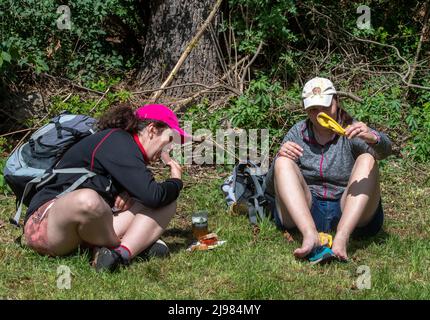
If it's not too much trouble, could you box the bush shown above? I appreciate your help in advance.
[185,76,305,155]
[0,138,12,196]
[0,0,141,82]
[404,87,430,162]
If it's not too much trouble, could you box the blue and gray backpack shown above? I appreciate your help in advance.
[221,161,275,225]
[4,112,97,226]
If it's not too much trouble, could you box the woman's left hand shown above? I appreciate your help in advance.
[344,122,377,144]
[114,191,134,212]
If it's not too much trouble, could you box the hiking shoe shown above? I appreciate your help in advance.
[307,246,337,265]
[92,247,129,272]
[138,239,170,260]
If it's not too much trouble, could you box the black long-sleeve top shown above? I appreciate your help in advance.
[25,129,183,224]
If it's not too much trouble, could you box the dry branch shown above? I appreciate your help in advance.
[151,0,223,101]
[337,91,363,103]
[133,82,239,96]
[89,87,110,114]
[40,73,105,95]
[406,2,430,96]
[239,40,264,93]
[171,56,248,111]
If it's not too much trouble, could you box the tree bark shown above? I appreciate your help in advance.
[138,0,221,98]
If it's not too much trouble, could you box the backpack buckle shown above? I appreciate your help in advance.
[9,217,21,228]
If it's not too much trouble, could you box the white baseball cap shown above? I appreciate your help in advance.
[302,77,337,109]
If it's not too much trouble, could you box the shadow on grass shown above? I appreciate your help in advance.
[162,227,194,253]
[281,228,390,258]
[348,229,390,256]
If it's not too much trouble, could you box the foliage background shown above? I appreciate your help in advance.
[1,0,429,191]
[0,0,429,300]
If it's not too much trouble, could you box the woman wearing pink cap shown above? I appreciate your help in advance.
[23,103,188,272]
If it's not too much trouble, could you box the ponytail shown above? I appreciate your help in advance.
[97,103,169,133]
[97,104,138,133]
[335,95,353,127]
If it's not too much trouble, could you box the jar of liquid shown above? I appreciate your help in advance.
[191,211,208,239]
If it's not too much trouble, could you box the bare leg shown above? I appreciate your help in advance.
[274,157,320,258]
[116,201,177,258]
[46,189,120,256]
[332,153,381,260]
[112,210,135,239]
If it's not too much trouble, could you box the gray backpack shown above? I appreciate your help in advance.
[221,161,274,225]
[4,112,97,226]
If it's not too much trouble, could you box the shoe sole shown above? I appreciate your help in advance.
[94,247,119,272]
[309,253,337,265]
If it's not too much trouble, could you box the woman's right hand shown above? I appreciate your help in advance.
[161,152,182,179]
[278,141,303,161]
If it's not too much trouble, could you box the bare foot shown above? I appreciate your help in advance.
[293,231,320,258]
[332,232,349,261]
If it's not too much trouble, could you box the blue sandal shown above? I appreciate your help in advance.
[307,246,337,265]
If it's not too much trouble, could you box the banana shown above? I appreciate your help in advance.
[316,112,347,136]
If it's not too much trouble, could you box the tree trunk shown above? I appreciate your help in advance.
[139,0,221,98]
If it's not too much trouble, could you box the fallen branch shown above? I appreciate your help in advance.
[171,57,249,111]
[351,36,411,82]
[0,127,37,138]
[7,90,74,153]
[40,73,105,95]
[337,91,363,103]
[134,82,239,96]
[240,40,264,93]
[305,4,430,91]
[89,87,110,114]
[151,0,223,101]
[172,88,214,111]
[406,2,429,96]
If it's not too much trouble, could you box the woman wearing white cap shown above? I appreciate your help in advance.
[265,77,392,261]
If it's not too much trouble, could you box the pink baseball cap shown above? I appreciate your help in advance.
[135,104,190,144]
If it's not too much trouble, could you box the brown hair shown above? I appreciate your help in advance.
[97,103,169,133]
[334,95,354,127]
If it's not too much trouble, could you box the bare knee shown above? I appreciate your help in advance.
[74,189,109,220]
[274,156,297,176]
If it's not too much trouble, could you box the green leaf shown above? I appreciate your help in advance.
[1,51,11,63]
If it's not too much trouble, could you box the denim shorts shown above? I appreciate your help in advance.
[273,195,384,238]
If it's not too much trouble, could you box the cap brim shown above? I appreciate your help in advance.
[171,125,192,144]
[303,95,333,109]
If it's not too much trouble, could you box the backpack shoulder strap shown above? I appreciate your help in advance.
[10,173,51,227]
[10,129,117,227]
[10,168,96,227]
[244,166,267,224]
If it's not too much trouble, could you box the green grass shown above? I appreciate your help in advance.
[0,158,429,299]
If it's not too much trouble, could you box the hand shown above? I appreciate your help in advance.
[114,191,134,212]
[278,141,303,161]
[161,152,182,179]
[344,122,377,144]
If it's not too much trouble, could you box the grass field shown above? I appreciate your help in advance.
[0,158,429,299]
